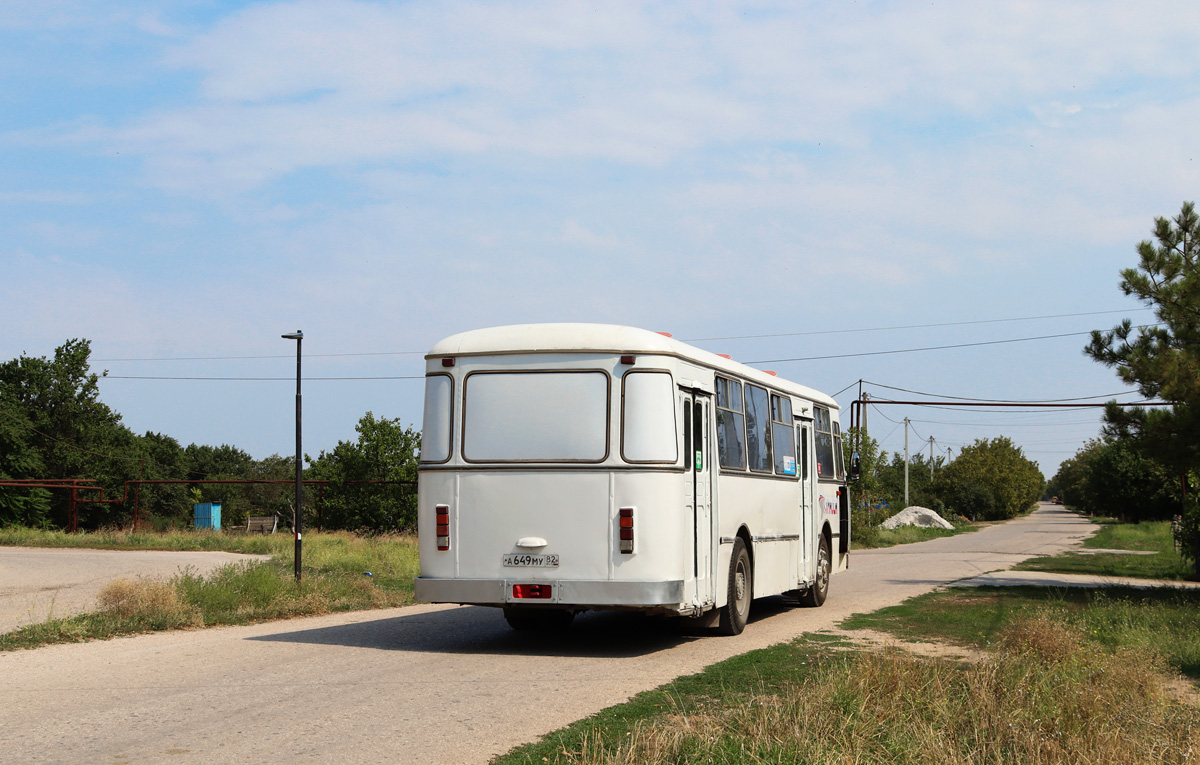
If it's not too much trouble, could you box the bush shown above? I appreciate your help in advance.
[941,480,996,521]
[934,437,1043,520]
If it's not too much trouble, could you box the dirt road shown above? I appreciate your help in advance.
[0,504,1094,764]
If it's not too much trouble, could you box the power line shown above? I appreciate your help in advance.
[104,375,425,381]
[87,307,1151,364]
[94,350,426,362]
[861,381,1145,404]
[0,407,175,470]
[831,380,860,398]
[746,325,1162,365]
[686,308,1151,343]
[906,417,1102,428]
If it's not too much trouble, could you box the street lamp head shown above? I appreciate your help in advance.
[281,331,303,340]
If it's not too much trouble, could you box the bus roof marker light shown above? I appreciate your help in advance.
[441,357,455,367]
[656,331,673,338]
[764,370,778,376]
[620,355,636,365]
[717,354,731,359]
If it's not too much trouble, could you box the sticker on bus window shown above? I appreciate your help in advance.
[695,451,703,471]
[782,456,796,475]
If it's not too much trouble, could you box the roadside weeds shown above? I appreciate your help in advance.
[497,586,1200,765]
[0,532,420,651]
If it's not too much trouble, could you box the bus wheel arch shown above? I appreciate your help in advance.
[718,535,753,635]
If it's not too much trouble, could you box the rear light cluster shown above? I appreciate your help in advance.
[435,504,450,551]
[619,507,634,554]
[512,584,552,599]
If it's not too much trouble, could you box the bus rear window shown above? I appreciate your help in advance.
[463,371,609,462]
[420,373,453,463]
[621,371,677,463]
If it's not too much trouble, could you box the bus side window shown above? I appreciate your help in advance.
[693,399,704,471]
[715,377,746,469]
[799,425,810,481]
[683,400,692,470]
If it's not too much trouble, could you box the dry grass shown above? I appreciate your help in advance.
[97,577,202,628]
[554,617,1200,765]
[1,530,419,651]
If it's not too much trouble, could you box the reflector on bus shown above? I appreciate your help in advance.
[512,584,552,599]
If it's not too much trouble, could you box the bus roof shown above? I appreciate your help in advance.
[428,323,838,410]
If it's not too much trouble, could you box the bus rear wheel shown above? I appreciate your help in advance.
[503,607,575,632]
[800,534,830,608]
[718,538,752,636]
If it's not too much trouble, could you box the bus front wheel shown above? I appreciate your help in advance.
[718,538,752,636]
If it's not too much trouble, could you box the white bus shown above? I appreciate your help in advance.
[414,324,849,634]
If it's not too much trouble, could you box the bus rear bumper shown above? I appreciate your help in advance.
[414,576,686,608]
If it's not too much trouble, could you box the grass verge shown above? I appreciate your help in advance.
[0,530,419,650]
[0,525,285,554]
[1013,518,1195,580]
[496,587,1200,764]
[842,585,1200,679]
[853,519,979,549]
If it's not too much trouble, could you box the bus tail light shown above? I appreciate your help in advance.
[435,504,450,551]
[512,584,552,599]
[619,507,634,554]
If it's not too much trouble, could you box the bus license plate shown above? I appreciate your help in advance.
[502,553,560,567]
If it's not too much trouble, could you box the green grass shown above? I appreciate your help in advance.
[0,525,284,554]
[0,529,419,650]
[496,584,1200,764]
[841,585,1200,679]
[1013,518,1195,580]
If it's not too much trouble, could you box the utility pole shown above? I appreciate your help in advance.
[929,436,935,480]
[904,417,910,507]
[861,392,868,444]
[281,330,304,582]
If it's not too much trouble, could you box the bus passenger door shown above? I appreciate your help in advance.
[682,390,714,608]
[796,418,814,585]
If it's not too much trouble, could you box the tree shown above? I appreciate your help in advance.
[306,412,420,533]
[1049,440,1103,510]
[933,437,1044,520]
[0,400,50,526]
[0,339,142,527]
[183,443,256,526]
[131,432,191,524]
[1086,202,1200,566]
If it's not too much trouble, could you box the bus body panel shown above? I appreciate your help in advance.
[415,324,848,624]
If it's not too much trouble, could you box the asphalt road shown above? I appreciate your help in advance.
[0,504,1095,764]
[0,547,270,633]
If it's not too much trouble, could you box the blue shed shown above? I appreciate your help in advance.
[193,502,222,530]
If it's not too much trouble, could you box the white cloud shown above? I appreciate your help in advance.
[556,220,613,249]
[62,0,1195,201]
[0,191,89,204]
[135,13,180,38]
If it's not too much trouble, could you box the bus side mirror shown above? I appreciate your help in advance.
[850,453,861,482]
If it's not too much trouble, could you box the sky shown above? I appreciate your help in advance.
[3,0,1198,478]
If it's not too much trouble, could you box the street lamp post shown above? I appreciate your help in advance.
[281,330,303,581]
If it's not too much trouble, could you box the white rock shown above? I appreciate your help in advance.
[881,506,955,530]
